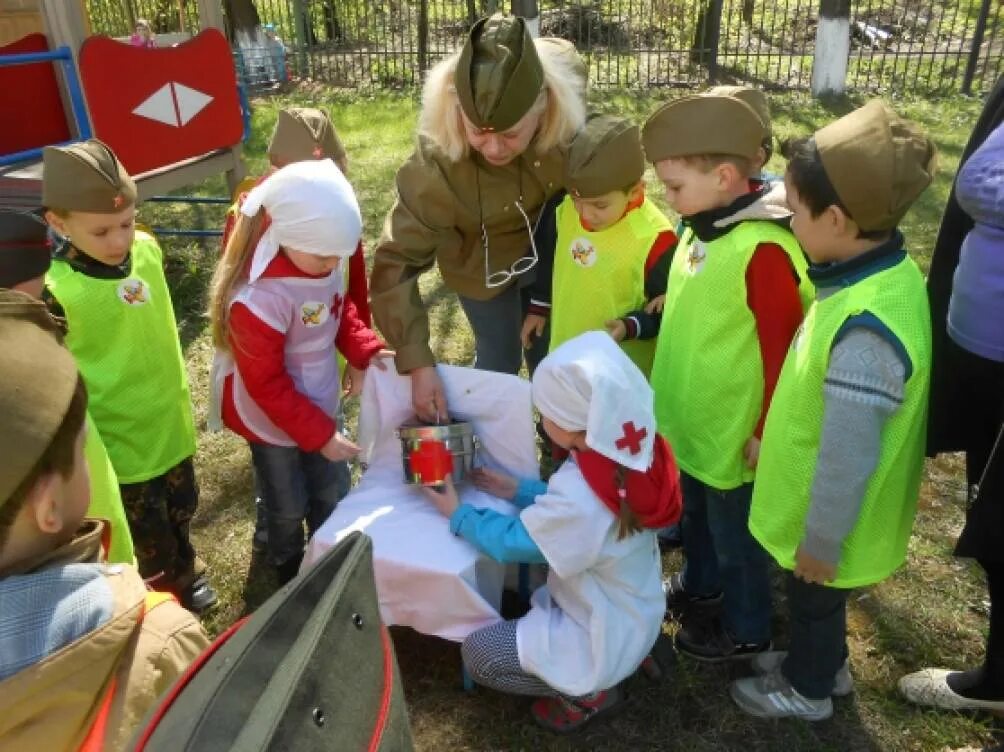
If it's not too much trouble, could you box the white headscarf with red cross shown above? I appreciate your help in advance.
[531,331,655,472]
[241,158,361,282]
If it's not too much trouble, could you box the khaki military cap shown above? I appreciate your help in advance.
[455,14,544,132]
[565,114,644,198]
[268,107,347,167]
[42,139,137,213]
[706,85,771,135]
[642,94,766,163]
[816,99,936,231]
[0,210,51,288]
[0,289,79,504]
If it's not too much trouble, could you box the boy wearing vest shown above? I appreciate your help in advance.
[730,100,936,720]
[41,140,217,613]
[642,94,811,661]
[0,209,135,566]
[521,114,676,376]
[0,291,208,751]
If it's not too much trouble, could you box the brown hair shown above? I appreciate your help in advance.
[613,465,642,540]
[0,376,87,551]
[208,208,266,351]
[679,153,753,179]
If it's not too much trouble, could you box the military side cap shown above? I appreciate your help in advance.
[42,139,137,213]
[0,210,51,288]
[706,85,771,135]
[642,94,766,163]
[565,114,644,198]
[268,107,347,166]
[0,290,78,504]
[455,14,544,132]
[815,99,937,232]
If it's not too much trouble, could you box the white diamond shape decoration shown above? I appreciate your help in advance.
[132,82,213,128]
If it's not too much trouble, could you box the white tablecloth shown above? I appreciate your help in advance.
[302,364,539,642]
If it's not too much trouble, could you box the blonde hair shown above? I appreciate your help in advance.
[418,39,587,162]
[208,209,265,352]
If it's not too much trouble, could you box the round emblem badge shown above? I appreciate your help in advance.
[569,238,597,268]
[117,278,150,306]
[685,242,707,275]
[300,301,329,328]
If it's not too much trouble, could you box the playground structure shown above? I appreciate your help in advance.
[0,0,248,235]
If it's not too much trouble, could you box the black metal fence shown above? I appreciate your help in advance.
[85,0,1002,96]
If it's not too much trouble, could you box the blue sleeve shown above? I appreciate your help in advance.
[513,478,547,509]
[449,504,547,564]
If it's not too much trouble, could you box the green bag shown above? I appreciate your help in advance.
[133,532,414,751]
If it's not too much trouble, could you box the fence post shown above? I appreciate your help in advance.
[962,0,992,95]
[291,0,308,78]
[418,0,429,81]
[512,0,540,37]
[811,0,851,96]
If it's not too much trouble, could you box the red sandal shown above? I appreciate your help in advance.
[530,686,625,733]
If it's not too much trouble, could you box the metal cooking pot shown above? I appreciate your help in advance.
[396,420,479,487]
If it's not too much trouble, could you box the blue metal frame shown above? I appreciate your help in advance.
[0,46,91,167]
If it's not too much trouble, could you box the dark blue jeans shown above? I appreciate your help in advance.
[680,471,772,644]
[781,573,849,700]
[249,442,350,567]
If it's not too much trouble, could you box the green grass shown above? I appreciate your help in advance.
[146,87,1001,751]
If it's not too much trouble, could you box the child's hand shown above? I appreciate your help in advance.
[743,436,761,468]
[521,314,547,349]
[419,476,461,517]
[605,319,627,342]
[645,295,666,315]
[342,364,366,397]
[320,431,360,462]
[370,349,394,370]
[470,467,518,500]
[794,546,837,585]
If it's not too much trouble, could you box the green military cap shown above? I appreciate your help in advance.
[815,98,937,232]
[706,85,771,135]
[0,289,79,504]
[455,14,544,132]
[565,114,644,198]
[268,107,347,167]
[42,139,137,213]
[0,210,51,288]
[642,94,766,163]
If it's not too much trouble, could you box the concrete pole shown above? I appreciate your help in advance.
[811,0,851,96]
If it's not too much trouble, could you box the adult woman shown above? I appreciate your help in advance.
[369,14,586,421]
[899,76,1004,714]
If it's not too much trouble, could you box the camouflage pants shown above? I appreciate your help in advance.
[119,457,200,592]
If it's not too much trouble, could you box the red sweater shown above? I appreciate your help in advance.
[221,252,384,451]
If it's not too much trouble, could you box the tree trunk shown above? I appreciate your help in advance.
[223,0,261,38]
[690,0,723,75]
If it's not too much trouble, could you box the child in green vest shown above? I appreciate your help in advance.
[520,114,677,376]
[41,139,217,613]
[0,209,135,566]
[730,100,936,720]
[641,94,812,662]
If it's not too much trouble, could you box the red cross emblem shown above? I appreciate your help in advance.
[409,439,454,484]
[615,421,648,455]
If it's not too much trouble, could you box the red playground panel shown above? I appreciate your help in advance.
[78,28,243,176]
[0,33,72,157]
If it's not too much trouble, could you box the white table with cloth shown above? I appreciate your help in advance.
[302,364,539,642]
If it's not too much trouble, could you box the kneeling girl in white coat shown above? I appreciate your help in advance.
[421,331,682,732]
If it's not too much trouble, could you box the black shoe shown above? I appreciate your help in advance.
[181,575,219,615]
[674,618,771,663]
[663,571,723,619]
[276,552,304,585]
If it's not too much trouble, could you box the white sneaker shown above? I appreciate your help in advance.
[899,668,1004,713]
[730,669,833,721]
[752,650,854,697]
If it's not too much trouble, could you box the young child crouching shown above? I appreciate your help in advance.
[421,331,682,732]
